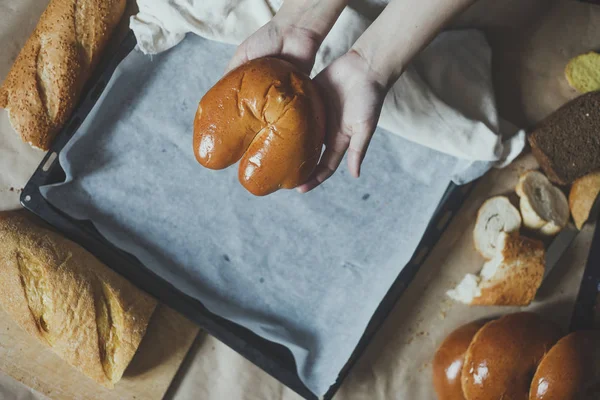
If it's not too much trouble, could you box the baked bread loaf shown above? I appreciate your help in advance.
[447,232,545,306]
[569,170,600,230]
[529,92,600,186]
[516,170,570,236]
[0,211,157,388]
[193,57,325,196]
[461,312,561,400]
[0,0,127,150]
[565,51,600,94]
[433,320,488,400]
[530,330,600,400]
[473,196,522,259]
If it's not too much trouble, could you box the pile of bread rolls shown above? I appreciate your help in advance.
[433,312,600,400]
[447,168,600,307]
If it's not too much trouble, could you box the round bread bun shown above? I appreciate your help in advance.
[433,320,489,400]
[193,57,325,196]
[530,330,600,400]
[461,312,562,400]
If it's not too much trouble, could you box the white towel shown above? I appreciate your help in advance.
[129,0,526,183]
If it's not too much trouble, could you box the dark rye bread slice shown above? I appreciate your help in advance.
[529,91,600,185]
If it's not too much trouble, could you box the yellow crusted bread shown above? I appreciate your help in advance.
[0,211,157,388]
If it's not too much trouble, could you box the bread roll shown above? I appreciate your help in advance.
[447,232,545,306]
[530,330,600,400]
[0,211,157,388]
[473,196,522,259]
[461,312,561,400]
[516,170,570,236]
[0,0,127,150]
[433,320,488,400]
[193,57,325,196]
[565,51,600,94]
[569,170,600,230]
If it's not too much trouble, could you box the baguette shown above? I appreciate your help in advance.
[0,0,126,150]
[0,211,157,388]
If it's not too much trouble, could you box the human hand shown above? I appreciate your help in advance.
[225,0,348,75]
[225,19,320,75]
[296,50,387,193]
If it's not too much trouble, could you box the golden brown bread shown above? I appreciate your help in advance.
[530,330,600,400]
[433,320,488,400]
[0,0,127,150]
[0,211,157,388]
[447,232,545,306]
[569,170,600,230]
[461,312,562,400]
[193,57,326,196]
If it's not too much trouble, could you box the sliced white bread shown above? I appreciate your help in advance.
[569,170,600,230]
[473,196,522,259]
[447,232,545,306]
[516,170,570,235]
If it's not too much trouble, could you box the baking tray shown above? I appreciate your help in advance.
[20,30,474,400]
[570,206,600,332]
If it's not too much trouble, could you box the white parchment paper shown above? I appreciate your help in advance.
[40,35,472,396]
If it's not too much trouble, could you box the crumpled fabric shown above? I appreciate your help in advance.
[129,0,526,183]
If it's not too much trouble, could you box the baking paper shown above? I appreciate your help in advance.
[39,35,465,396]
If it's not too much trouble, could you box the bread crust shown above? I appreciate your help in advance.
[461,312,561,400]
[0,0,126,150]
[0,211,157,388]
[472,232,545,306]
[530,330,600,400]
[193,57,326,196]
[433,320,488,400]
[569,170,600,230]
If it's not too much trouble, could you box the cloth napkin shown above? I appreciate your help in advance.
[130,0,526,183]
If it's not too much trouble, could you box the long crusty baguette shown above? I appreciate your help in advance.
[0,0,126,150]
[0,211,157,388]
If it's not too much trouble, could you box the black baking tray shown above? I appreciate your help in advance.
[20,30,474,400]
[570,208,600,332]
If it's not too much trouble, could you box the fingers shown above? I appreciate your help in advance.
[225,47,249,75]
[346,122,374,178]
[297,136,350,193]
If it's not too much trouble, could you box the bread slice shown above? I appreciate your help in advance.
[528,92,600,186]
[516,170,570,235]
[0,211,157,388]
[447,232,545,306]
[565,51,600,94]
[569,170,600,230]
[473,196,522,259]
